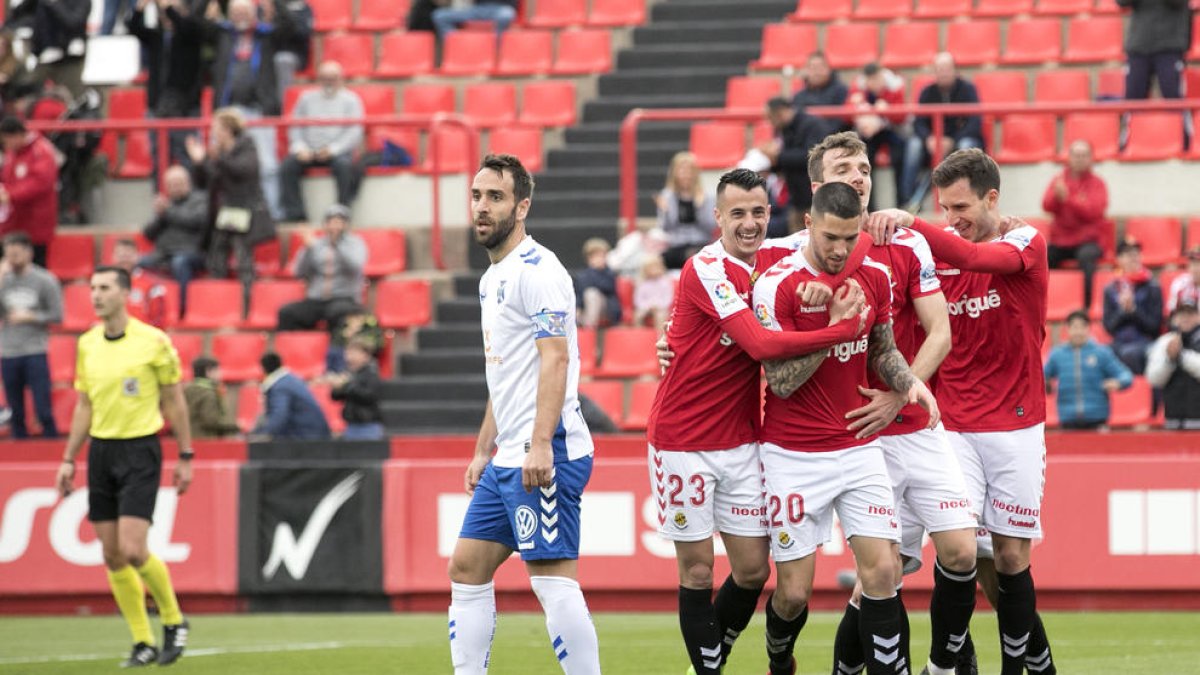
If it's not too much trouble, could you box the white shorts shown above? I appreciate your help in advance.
[649,443,767,542]
[881,425,977,566]
[947,424,1047,542]
[760,442,899,563]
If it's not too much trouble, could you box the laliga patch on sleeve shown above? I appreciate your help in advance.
[711,280,741,311]
[531,310,569,339]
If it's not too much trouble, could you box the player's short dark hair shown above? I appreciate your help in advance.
[0,116,25,135]
[193,356,219,380]
[862,62,881,77]
[716,168,767,199]
[811,181,862,221]
[2,231,32,249]
[93,265,132,290]
[260,352,283,375]
[480,153,534,204]
[1066,310,1090,325]
[808,131,867,183]
[932,148,1001,198]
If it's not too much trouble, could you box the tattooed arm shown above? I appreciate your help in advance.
[763,351,829,399]
[865,321,940,430]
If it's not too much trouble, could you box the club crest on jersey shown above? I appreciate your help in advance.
[777,531,795,549]
[516,505,538,545]
[532,310,569,338]
[497,280,507,304]
[673,511,688,529]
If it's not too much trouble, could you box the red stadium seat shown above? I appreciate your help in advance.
[309,0,351,31]
[1109,376,1153,427]
[944,20,1001,66]
[375,279,433,328]
[1063,113,1120,161]
[59,284,95,332]
[725,76,783,113]
[596,327,659,378]
[1186,219,1200,252]
[620,379,659,431]
[975,0,1033,16]
[1034,70,1091,103]
[974,71,1029,103]
[854,0,911,20]
[402,84,457,116]
[245,280,306,329]
[50,388,78,437]
[689,122,746,170]
[1047,270,1086,321]
[308,383,346,435]
[353,0,405,30]
[914,0,971,18]
[526,0,587,28]
[1063,17,1124,63]
[587,0,645,26]
[250,238,284,278]
[48,335,77,384]
[552,28,612,75]
[320,33,373,78]
[212,332,267,382]
[616,276,634,323]
[178,280,244,330]
[464,83,518,128]
[47,234,96,281]
[377,31,435,78]
[789,0,851,21]
[1124,217,1183,267]
[274,331,330,380]
[1122,113,1187,161]
[1096,67,1125,99]
[496,30,553,76]
[1088,269,1115,318]
[421,127,473,173]
[995,114,1057,163]
[1190,14,1200,61]
[578,380,624,424]
[489,126,544,173]
[1001,18,1062,65]
[439,31,497,76]
[103,88,152,178]
[578,327,597,376]
[359,229,408,277]
[1034,0,1091,14]
[519,81,577,127]
[235,384,261,432]
[881,22,940,69]
[348,84,399,153]
[169,332,205,380]
[823,23,879,70]
[753,23,819,70]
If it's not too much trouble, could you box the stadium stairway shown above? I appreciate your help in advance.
[468,0,794,271]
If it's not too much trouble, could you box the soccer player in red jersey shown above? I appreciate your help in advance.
[753,181,938,675]
[647,169,868,675]
[868,149,1055,675]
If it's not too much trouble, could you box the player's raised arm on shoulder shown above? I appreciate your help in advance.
[908,217,1026,275]
[720,311,861,363]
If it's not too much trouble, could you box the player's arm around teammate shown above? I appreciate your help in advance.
[761,281,866,398]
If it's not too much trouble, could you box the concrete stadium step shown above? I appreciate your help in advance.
[382,400,487,432]
[452,274,483,297]
[399,348,484,376]
[631,21,769,46]
[650,0,794,24]
[534,190,651,219]
[466,218,619,269]
[597,67,747,97]
[416,325,482,350]
[545,141,685,170]
[436,298,482,324]
[582,94,727,124]
[382,375,487,402]
[536,167,666,194]
[617,44,762,71]
[564,121,692,146]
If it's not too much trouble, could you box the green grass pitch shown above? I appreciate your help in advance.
[1,611,1198,673]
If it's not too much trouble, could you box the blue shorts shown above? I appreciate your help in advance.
[459,455,593,561]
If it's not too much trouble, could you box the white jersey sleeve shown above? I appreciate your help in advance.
[890,228,941,296]
[692,246,750,321]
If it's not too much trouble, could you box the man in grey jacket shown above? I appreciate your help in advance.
[0,232,63,438]
[279,61,365,222]
[140,166,207,315]
[277,204,367,331]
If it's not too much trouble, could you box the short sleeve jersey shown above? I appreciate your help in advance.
[75,317,182,439]
[933,225,1048,432]
[480,236,594,468]
[753,252,894,452]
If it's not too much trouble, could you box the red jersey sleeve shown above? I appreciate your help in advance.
[909,218,1029,275]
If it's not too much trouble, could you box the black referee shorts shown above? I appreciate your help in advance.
[87,435,162,523]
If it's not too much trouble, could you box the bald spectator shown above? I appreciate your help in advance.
[903,53,983,211]
[278,204,367,331]
[141,166,208,314]
[1043,140,1110,309]
[279,61,365,222]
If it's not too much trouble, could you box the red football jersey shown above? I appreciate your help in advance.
[128,269,171,329]
[930,224,1048,432]
[753,252,893,452]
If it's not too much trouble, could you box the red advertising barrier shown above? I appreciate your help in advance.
[0,462,241,595]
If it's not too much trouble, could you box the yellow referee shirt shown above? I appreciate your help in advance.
[74,318,183,440]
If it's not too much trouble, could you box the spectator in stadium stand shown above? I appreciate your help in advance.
[1044,310,1133,430]
[328,337,384,440]
[1118,0,1192,150]
[0,31,37,115]
[0,116,58,268]
[1167,247,1200,312]
[903,53,984,212]
[791,51,850,132]
[1102,239,1163,374]
[656,151,717,270]
[186,107,277,308]
[140,166,208,316]
[431,0,517,37]
[278,61,365,222]
[406,0,438,32]
[574,237,622,328]
[760,96,834,232]
[0,231,63,438]
[1042,139,1109,310]
[848,62,909,209]
[1146,300,1200,430]
[111,238,172,328]
[277,203,366,331]
[325,306,382,373]
[737,148,790,238]
[25,0,89,97]
[205,0,296,219]
[184,356,241,438]
[632,255,673,329]
[252,351,332,440]
[127,0,209,178]
[273,0,313,102]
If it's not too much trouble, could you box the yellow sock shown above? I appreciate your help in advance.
[137,554,183,626]
[107,565,154,645]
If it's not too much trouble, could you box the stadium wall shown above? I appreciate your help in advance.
[2,434,1199,614]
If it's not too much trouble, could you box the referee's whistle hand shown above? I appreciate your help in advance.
[173,463,193,496]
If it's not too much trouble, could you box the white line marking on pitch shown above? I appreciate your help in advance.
[0,640,394,665]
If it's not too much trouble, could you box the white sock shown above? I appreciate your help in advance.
[925,660,955,675]
[449,581,496,675]
[530,576,601,675]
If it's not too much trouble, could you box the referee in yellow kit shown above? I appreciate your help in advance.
[55,266,193,668]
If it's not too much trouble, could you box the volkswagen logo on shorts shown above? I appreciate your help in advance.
[515,505,538,541]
